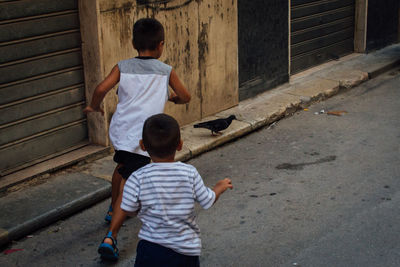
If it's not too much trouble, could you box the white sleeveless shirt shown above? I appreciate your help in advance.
[109,57,172,156]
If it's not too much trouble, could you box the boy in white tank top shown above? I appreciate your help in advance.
[84,18,191,260]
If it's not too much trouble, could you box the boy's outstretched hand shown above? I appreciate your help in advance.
[213,178,233,203]
[83,105,104,116]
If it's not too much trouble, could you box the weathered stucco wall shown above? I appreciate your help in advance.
[81,0,238,146]
[79,0,109,145]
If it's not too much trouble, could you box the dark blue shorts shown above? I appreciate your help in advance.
[134,239,200,267]
[113,150,150,179]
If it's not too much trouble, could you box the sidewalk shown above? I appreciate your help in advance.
[1,44,399,247]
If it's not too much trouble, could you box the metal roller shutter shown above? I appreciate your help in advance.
[0,0,88,176]
[291,0,355,74]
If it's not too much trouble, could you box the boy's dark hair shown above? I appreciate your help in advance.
[142,114,181,158]
[133,18,164,51]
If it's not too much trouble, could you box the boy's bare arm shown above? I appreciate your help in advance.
[168,69,191,104]
[213,178,233,203]
[84,65,120,115]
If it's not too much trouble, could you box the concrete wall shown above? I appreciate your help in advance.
[80,0,238,146]
[354,0,368,53]
[79,0,108,145]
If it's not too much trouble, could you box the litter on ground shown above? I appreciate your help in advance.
[4,249,23,255]
[327,110,348,116]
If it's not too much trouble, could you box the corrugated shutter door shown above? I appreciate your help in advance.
[0,0,88,176]
[291,0,355,74]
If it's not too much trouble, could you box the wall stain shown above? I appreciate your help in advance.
[100,1,135,13]
[198,22,209,65]
[185,40,190,52]
[197,22,209,105]
[136,0,195,11]
[276,155,337,170]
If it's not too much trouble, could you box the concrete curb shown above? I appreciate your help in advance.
[176,59,399,162]
[0,185,111,247]
[368,59,400,78]
[0,146,111,193]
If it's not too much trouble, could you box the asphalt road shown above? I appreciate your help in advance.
[1,69,399,267]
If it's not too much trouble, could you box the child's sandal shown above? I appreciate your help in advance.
[98,231,119,261]
[104,205,112,223]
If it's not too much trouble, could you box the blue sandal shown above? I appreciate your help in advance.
[104,205,112,223]
[98,231,119,261]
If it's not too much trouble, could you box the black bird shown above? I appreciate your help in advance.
[193,115,237,135]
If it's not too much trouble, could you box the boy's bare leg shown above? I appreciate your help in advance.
[104,179,128,245]
[110,164,123,210]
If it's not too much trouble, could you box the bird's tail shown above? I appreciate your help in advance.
[193,122,207,128]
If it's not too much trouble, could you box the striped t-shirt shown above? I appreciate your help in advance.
[121,161,216,256]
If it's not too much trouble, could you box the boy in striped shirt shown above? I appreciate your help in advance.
[122,113,232,266]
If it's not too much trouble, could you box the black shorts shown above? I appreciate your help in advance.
[113,150,151,179]
[135,239,200,267]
